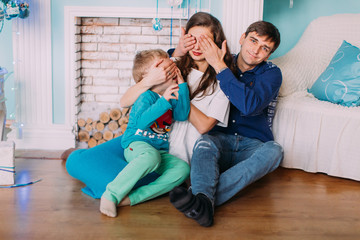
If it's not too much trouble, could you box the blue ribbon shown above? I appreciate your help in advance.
[0,166,15,173]
[170,6,173,47]
[0,178,42,188]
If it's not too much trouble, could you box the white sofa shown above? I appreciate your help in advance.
[271,14,360,181]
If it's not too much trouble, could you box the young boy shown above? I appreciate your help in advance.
[100,49,190,217]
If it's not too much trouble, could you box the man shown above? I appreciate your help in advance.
[169,21,284,227]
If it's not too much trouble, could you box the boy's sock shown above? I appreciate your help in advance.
[169,186,214,227]
[100,196,117,218]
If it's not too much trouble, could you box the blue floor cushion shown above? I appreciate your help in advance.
[66,136,159,199]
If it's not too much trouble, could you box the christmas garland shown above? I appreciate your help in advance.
[1,0,30,21]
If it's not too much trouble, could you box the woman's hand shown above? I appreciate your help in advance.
[142,58,177,87]
[172,27,196,57]
[120,58,176,108]
[199,35,228,73]
[163,84,180,101]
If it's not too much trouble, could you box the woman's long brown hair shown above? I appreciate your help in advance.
[176,12,236,100]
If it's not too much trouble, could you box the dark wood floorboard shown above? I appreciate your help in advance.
[1,157,359,240]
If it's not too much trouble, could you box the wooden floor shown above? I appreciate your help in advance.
[1,155,360,240]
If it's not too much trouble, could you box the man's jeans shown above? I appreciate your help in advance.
[190,132,283,206]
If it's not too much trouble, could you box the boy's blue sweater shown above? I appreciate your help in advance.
[121,82,190,150]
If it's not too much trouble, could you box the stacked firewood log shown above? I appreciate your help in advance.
[77,108,130,148]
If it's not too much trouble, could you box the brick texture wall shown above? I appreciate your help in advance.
[75,17,184,121]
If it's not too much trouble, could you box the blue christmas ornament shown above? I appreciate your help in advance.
[152,0,163,32]
[18,2,29,19]
[152,18,163,32]
[0,7,4,21]
[0,7,4,33]
[4,1,19,20]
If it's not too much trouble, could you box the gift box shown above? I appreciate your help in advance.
[0,141,15,185]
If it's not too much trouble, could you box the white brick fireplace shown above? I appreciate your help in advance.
[64,6,191,148]
[73,16,184,123]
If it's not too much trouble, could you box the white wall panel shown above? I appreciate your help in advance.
[222,0,264,54]
[9,0,74,149]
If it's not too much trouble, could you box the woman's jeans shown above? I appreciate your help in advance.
[190,131,283,206]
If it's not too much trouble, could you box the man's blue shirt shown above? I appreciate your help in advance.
[212,54,282,142]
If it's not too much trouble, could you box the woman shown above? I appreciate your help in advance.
[121,12,235,164]
[65,12,235,204]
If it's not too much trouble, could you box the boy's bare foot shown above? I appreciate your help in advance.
[118,196,131,206]
[100,197,117,217]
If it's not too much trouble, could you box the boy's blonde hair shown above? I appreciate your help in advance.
[132,49,169,83]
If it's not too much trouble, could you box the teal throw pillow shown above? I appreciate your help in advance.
[308,40,360,107]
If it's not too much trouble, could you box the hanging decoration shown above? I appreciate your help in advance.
[4,1,19,20]
[187,0,190,19]
[0,6,4,33]
[152,0,163,32]
[18,2,29,19]
[167,0,183,7]
[169,7,173,47]
[152,18,162,32]
[0,1,27,137]
[167,0,183,47]
[0,0,30,33]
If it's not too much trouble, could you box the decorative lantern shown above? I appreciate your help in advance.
[167,0,183,7]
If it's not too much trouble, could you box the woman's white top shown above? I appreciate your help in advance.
[169,68,230,164]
